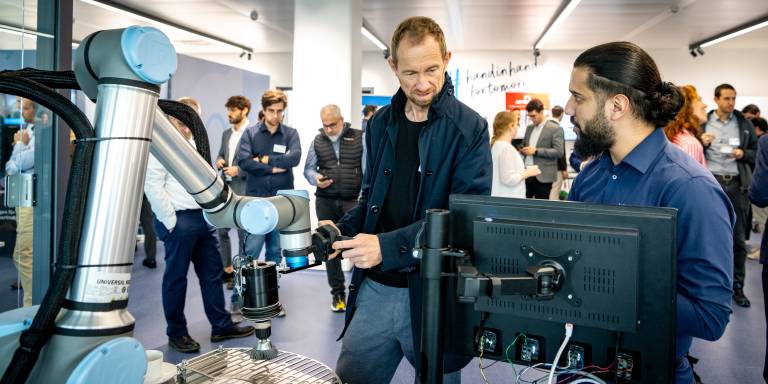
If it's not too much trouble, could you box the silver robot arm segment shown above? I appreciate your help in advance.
[149,111,313,260]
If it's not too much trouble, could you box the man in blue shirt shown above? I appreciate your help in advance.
[5,99,37,307]
[237,90,301,315]
[749,133,768,382]
[565,42,733,384]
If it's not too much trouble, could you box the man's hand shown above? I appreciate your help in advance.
[260,155,270,164]
[13,131,20,145]
[520,146,536,156]
[701,133,715,146]
[20,131,30,146]
[316,175,333,189]
[272,167,287,173]
[561,170,569,179]
[332,234,382,269]
[223,166,239,177]
[216,158,226,169]
[733,148,744,159]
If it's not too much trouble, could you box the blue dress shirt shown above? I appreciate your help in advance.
[569,128,734,383]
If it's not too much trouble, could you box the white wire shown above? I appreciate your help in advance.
[571,378,605,384]
[478,335,490,384]
[548,323,574,384]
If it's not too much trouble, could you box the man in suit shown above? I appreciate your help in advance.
[521,98,565,199]
[215,95,250,287]
[701,83,757,307]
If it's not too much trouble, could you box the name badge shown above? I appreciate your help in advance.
[273,144,287,154]
[720,145,734,154]
[728,137,740,146]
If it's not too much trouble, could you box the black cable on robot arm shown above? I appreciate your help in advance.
[0,68,81,90]
[0,74,95,384]
[158,99,213,165]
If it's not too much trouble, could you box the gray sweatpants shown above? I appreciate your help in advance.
[335,278,461,384]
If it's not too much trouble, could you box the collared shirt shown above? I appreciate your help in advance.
[227,118,249,167]
[525,120,546,166]
[304,131,367,186]
[237,121,302,197]
[144,138,201,231]
[569,128,734,381]
[705,112,739,175]
[5,124,35,175]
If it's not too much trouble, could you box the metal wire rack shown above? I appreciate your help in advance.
[175,347,340,384]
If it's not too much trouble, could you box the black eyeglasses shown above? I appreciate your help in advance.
[322,119,341,129]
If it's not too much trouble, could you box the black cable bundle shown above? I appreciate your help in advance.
[157,99,212,165]
[0,71,96,384]
[0,68,79,90]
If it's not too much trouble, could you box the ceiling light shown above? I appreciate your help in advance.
[696,46,705,55]
[361,26,387,51]
[690,14,768,49]
[79,0,252,53]
[0,23,54,39]
[534,0,582,50]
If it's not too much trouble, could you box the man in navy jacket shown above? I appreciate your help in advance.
[237,90,301,269]
[325,16,491,384]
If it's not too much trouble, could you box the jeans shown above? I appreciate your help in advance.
[244,227,282,264]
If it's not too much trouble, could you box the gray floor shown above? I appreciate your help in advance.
[0,237,765,383]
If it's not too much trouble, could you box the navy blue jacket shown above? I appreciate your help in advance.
[237,121,302,197]
[335,74,492,372]
[749,134,768,264]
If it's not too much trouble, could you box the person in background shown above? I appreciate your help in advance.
[362,105,377,133]
[144,97,254,353]
[663,85,708,167]
[520,98,565,199]
[743,104,761,121]
[237,90,301,318]
[138,196,157,268]
[749,116,768,257]
[548,105,568,200]
[304,104,365,312]
[491,110,540,198]
[701,83,757,308]
[751,117,767,137]
[215,95,251,289]
[748,132,768,382]
[5,99,36,305]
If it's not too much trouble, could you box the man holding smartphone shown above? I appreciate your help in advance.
[215,95,251,288]
[303,104,365,312]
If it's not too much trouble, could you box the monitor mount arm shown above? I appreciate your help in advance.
[456,262,563,302]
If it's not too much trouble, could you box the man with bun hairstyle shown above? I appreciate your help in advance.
[566,42,733,383]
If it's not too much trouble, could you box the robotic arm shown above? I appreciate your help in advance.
[150,109,315,268]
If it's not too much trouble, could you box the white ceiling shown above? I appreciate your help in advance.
[1,0,768,53]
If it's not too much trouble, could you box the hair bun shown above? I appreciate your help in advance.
[647,81,684,127]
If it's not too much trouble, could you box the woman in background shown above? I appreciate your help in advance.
[491,110,541,198]
[664,84,708,166]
